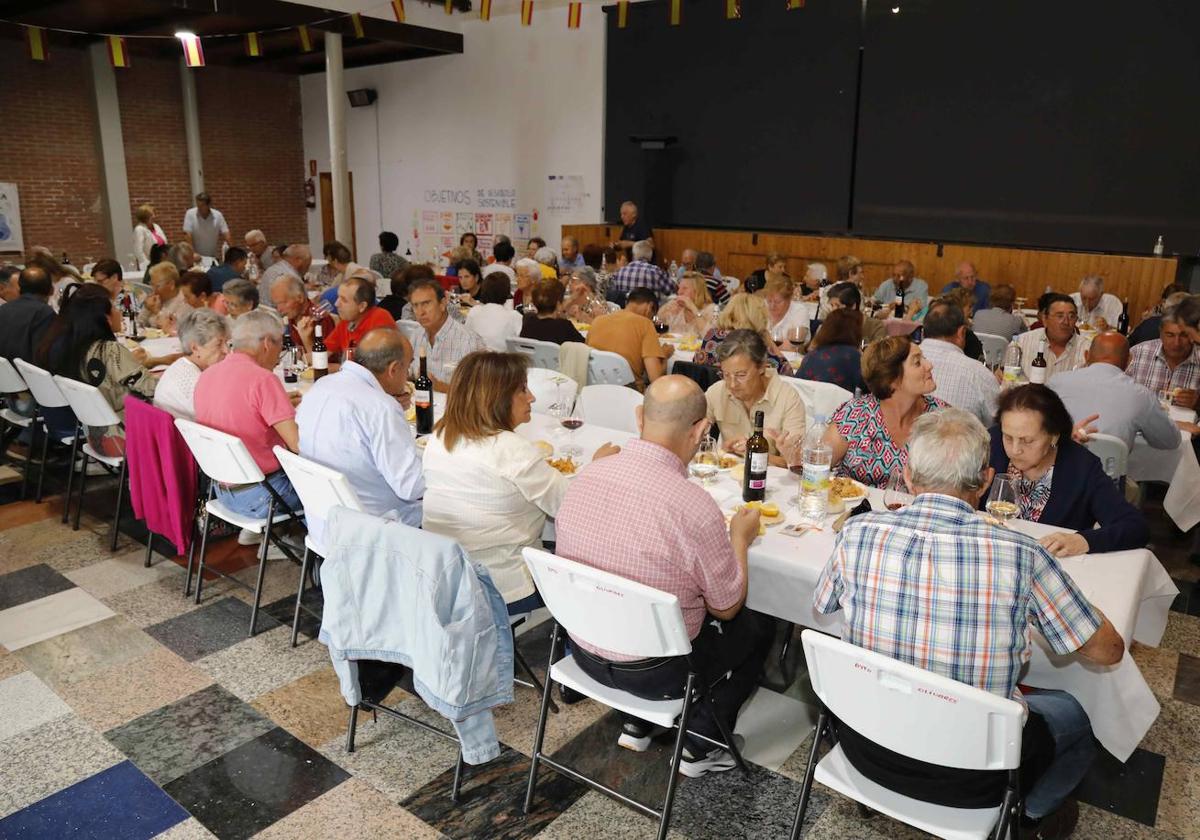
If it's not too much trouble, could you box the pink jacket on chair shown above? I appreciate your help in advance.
[123,396,197,556]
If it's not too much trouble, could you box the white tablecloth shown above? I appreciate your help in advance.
[1129,405,1200,531]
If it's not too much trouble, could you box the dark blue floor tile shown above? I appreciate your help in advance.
[1074,746,1165,827]
[0,760,187,839]
[0,564,74,611]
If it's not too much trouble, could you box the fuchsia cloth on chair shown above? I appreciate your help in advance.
[124,396,197,556]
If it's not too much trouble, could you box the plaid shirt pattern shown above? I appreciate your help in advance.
[814,494,1102,701]
[1126,339,1200,395]
[608,259,676,297]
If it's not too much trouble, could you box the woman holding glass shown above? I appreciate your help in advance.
[657,271,717,337]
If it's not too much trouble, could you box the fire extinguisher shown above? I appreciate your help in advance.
[304,177,316,209]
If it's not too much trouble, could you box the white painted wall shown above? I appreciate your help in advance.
[300,4,606,263]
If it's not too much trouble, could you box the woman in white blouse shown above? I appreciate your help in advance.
[132,204,167,268]
[464,273,524,352]
[153,308,229,419]
[422,352,619,613]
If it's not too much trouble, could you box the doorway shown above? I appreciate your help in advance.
[319,172,357,260]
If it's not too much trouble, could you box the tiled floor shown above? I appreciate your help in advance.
[0,479,1198,838]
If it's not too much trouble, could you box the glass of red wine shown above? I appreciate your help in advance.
[884,470,911,510]
[553,385,584,459]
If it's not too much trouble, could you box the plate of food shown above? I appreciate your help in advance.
[829,476,868,501]
[677,340,702,352]
[546,455,579,476]
[729,500,784,526]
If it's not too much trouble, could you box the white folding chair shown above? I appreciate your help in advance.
[125,281,154,305]
[174,419,304,636]
[0,358,34,497]
[14,359,77,505]
[1085,432,1130,492]
[396,319,423,346]
[784,377,853,427]
[527,367,575,415]
[521,548,747,840]
[52,376,128,550]
[578,383,643,433]
[976,332,1009,369]
[507,336,561,371]
[273,447,365,647]
[586,348,636,386]
[790,630,1024,840]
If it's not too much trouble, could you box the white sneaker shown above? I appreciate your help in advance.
[618,720,670,752]
[677,735,744,778]
[237,528,262,546]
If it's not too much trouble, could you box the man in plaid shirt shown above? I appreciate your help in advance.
[814,408,1123,838]
[606,239,675,304]
[1125,303,1200,411]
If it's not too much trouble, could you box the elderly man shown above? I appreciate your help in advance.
[0,266,53,364]
[940,261,991,313]
[138,263,194,331]
[814,408,1123,837]
[258,243,312,305]
[872,259,930,321]
[586,287,672,390]
[1010,293,1087,383]
[270,274,335,359]
[972,283,1027,342]
[617,200,653,246]
[559,236,585,273]
[1130,287,1188,347]
[182,192,231,259]
[244,229,275,273]
[482,239,517,284]
[919,300,1001,426]
[1070,275,1123,330]
[206,246,248,293]
[607,239,674,304]
[323,274,396,363]
[154,309,229,420]
[1126,301,1200,410]
[677,247,698,278]
[297,328,424,548]
[408,278,485,391]
[533,246,560,281]
[1049,332,1185,451]
[556,374,770,774]
[194,310,302,518]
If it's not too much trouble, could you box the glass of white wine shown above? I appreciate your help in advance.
[986,474,1020,523]
[688,435,720,487]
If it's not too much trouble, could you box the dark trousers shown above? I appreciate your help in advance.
[574,608,772,753]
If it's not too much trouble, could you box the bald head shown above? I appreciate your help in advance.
[353,328,411,374]
[1086,331,1130,370]
[639,375,707,461]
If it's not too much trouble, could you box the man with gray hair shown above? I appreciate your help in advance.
[606,238,674,304]
[1070,275,1122,330]
[258,243,313,305]
[814,407,1123,836]
[244,229,275,273]
[270,273,335,358]
[297,328,424,548]
[194,309,302,519]
[154,308,230,419]
[1126,298,1200,410]
[920,299,1001,426]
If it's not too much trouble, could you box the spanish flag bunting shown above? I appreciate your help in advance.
[617,1,629,29]
[26,26,48,61]
[298,25,313,52]
[786,0,805,9]
[567,2,581,29]
[479,0,492,22]
[669,0,681,26]
[179,32,205,67]
[107,35,130,68]
[392,0,406,23]
[245,32,262,58]
[445,0,453,14]
[350,13,366,37]
[726,0,741,20]
[521,0,534,26]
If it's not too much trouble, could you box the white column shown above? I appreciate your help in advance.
[86,43,134,263]
[179,58,204,197]
[325,33,353,251]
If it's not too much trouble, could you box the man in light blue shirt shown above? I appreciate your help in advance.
[296,328,424,548]
[940,261,991,314]
[872,259,930,321]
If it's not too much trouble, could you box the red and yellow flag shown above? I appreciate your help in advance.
[479,0,492,21]
[669,0,681,26]
[726,0,741,20]
[350,13,365,38]
[107,35,130,68]
[298,25,313,52]
[786,0,805,9]
[180,33,204,67]
[25,26,48,62]
[391,0,405,23]
[521,0,534,26]
[567,2,581,29]
[617,1,629,29]
[245,32,262,58]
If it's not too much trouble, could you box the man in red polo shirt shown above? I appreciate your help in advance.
[322,274,396,362]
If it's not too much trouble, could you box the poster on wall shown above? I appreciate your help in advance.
[422,211,438,235]
[493,213,513,238]
[455,212,474,235]
[475,213,493,235]
[546,175,585,214]
[440,212,455,235]
[0,183,24,254]
[515,214,532,241]
[477,235,494,257]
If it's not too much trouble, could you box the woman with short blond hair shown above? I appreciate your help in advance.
[692,293,794,375]
[657,271,716,336]
[133,203,167,267]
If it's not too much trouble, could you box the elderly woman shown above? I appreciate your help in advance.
[658,271,716,337]
[706,330,806,467]
[222,279,258,319]
[743,252,788,295]
[422,351,618,612]
[759,275,809,351]
[465,274,524,352]
[990,384,1147,556]
[562,267,607,323]
[132,203,168,267]
[514,258,542,309]
[167,242,198,274]
[153,309,229,419]
[798,308,868,393]
[520,278,585,344]
[693,293,794,376]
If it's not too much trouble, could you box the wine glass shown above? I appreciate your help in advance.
[552,385,583,459]
[787,325,805,351]
[689,435,720,487]
[986,474,1019,523]
[313,298,334,319]
[883,470,911,511]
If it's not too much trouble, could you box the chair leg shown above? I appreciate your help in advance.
[659,671,696,840]
[706,690,749,774]
[248,500,275,637]
[18,418,31,501]
[346,704,359,753]
[184,519,198,596]
[450,751,465,803]
[144,531,154,568]
[523,622,561,815]
[109,458,127,552]
[193,508,212,604]
[789,710,829,840]
[35,420,51,505]
[514,644,559,714]
[778,621,797,685]
[60,426,78,520]
[72,449,89,531]
[290,546,311,648]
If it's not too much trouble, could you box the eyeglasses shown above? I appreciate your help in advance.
[719,369,758,384]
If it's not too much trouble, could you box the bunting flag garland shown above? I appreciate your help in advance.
[726,0,741,20]
[617,1,629,28]
[298,25,313,52]
[179,32,205,67]
[392,0,406,23]
[107,35,130,67]
[26,26,48,61]
[669,0,681,26]
[350,13,365,37]
[479,0,492,22]
[567,2,581,29]
[521,0,534,26]
[786,0,805,9]
[244,32,262,57]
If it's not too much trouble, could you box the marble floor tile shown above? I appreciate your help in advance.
[535,790,686,840]
[402,746,588,840]
[0,646,24,680]
[227,559,304,614]
[0,671,73,741]
[492,687,608,759]
[1131,641,1180,701]
[1171,652,1200,705]
[102,574,215,628]
[250,666,352,748]
[254,777,445,840]
[64,550,182,600]
[146,595,279,662]
[104,683,276,786]
[0,760,188,840]
[1160,611,1200,658]
[163,727,350,840]
[1155,757,1200,839]
[194,625,328,702]
[0,714,125,818]
[151,817,217,839]
[0,586,114,650]
[260,588,324,644]
[1140,698,1200,762]
[671,762,815,840]
[801,794,939,840]
[15,614,159,692]
[1075,747,1166,827]
[1071,801,1182,839]
[0,563,74,610]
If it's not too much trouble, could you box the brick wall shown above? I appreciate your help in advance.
[0,47,307,261]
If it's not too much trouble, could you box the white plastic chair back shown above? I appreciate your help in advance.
[507,336,561,371]
[523,548,692,660]
[578,384,643,433]
[802,630,1023,771]
[51,376,121,428]
[976,332,1009,369]
[586,349,636,386]
[784,377,853,426]
[274,447,364,523]
[0,358,27,394]
[397,319,423,346]
[14,359,70,409]
[1085,432,1129,481]
[527,368,575,415]
[174,418,266,485]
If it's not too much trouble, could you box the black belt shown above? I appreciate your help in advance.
[572,643,674,672]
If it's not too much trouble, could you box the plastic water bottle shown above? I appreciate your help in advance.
[798,415,832,526]
[669,259,679,278]
[1002,343,1023,387]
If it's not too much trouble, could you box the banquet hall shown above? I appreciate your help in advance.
[1,1,1200,839]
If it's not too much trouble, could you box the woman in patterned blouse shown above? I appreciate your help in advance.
[825,336,945,488]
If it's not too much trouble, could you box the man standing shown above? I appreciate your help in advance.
[872,260,930,321]
[586,287,672,390]
[558,236,585,273]
[258,244,312,304]
[182,192,231,259]
[408,279,485,391]
[556,375,770,775]
[270,274,336,360]
[323,275,397,363]
[297,328,424,548]
[207,246,248,293]
[1011,294,1088,383]
[1070,275,1123,331]
[1126,301,1200,411]
[814,408,1123,838]
[940,261,991,313]
[244,229,275,273]
[607,240,674,304]
[617,200,653,247]
[919,301,1001,426]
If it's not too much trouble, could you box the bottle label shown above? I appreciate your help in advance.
[748,452,768,489]
[802,462,831,493]
[414,389,431,408]
[1003,365,1022,383]
[1029,367,1046,385]
[311,351,328,369]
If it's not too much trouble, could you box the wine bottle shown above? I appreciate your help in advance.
[893,284,905,319]
[282,319,298,385]
[311,323,329,381]
[1030,337,1048,385]
[742,410,768,502]
[414,349,434,436]
[1117,298,1130,335]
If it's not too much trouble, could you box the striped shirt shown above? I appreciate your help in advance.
[814,494,1102,701]
[1125,339,1200,396]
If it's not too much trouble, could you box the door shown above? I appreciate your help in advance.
[319,171,357,260]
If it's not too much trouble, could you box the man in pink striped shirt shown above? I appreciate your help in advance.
[555,375,771,777]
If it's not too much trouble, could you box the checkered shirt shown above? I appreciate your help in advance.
[608,259,676,297]
[1126,339,1200,395]
[814,494,1102,701]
